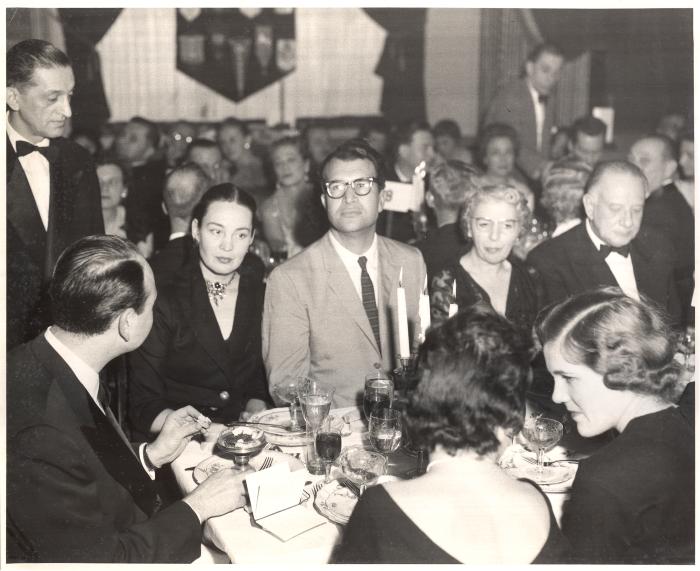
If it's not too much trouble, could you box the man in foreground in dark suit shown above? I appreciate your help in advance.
[484,43,564,181]
[528,160,680,325]
[6,39,104,349]
[7,235,248,562]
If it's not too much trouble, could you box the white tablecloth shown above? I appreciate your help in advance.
[171,406,573,563]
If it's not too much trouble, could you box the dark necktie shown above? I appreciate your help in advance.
[538,94,549,105]
[98,380,138,458]
[15,140,58,162]
[600,244,630,258]
[358,256,381,353]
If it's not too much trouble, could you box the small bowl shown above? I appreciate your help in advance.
[338,446,387,486]
[216,426,266,457]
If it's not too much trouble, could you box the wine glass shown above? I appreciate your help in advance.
[298,381,334,475]
[272,376,310,432]
[521,417,564,474]
[363,372,393,420]
[369,408,402,457]
[316,416,342,483]
[339,446,387,496]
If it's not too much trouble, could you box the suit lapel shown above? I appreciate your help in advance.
[6,137,47,272]
[377,237,403,361]
[226,260,257,357]
[30,336,160,516]
[321,234,381,356]
[45,141,69,277]
[188,266,235,378]
[569,225,618,288]
[629,233,655,298]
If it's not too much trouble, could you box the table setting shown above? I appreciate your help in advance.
[171,369,587,564]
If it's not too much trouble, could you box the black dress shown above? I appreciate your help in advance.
[127,255,271,439]
[430,257,541,333]
[561,407,694,564]
[332,482,569,563]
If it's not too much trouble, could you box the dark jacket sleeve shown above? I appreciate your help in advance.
[8,424,201,563]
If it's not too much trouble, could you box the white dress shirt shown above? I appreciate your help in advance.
[328,231,379,305]
[527,81,546,152]
[44,327,155,478]
[585,219,640,300]
[7,114,51,230]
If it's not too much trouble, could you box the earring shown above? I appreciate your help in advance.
[244,141,251,150]
[121,191,127,199]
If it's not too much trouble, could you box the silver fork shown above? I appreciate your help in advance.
[520,456,579,467]
[300,480,325,503]
[338,477,362,497]
[258,456,273,471]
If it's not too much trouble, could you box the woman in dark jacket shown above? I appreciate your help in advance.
[128,183,270,439]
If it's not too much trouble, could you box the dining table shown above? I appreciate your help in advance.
[171,404,585,564]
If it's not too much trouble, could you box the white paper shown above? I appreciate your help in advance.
[256,504,327,542]
[397,283,410,358]
[383,181,416,213]
[245,463,307,520]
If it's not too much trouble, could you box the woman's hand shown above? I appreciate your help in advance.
[239,398,267,421]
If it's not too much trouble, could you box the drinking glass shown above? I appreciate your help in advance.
[521,417,564,474]
[369,408,402,457]
[316,416,342,483]
[272,376,309,431]
[298,381,334,475]
[339,446,387,496]
[363,372,393,420]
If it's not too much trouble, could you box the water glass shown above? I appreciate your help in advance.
[363,372,393,420]
[369,408,402,456]
[316,416,342,483]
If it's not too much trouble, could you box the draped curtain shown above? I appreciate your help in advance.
[98,8,386,124]
[58,8,122,131]
[364,8,427,125]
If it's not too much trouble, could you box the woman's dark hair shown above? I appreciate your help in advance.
[477,123,520,166]
[191,183,257,227]
[50,235,148,336]
[218,116,249,137]
[270,135,308,159]
[535,287,683,403]
[405,305,533,456]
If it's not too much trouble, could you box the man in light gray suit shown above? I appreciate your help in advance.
[484,43,564,181]
[263,139,427,407]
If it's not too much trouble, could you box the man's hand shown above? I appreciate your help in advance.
[239,398,267,421]
[182,467,248,522]
[146,406,211,468]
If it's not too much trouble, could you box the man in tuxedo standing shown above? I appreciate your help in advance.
[484,43,565,182]
[6,39,104,349]
[7,235,248,562]
[528,160,680,325]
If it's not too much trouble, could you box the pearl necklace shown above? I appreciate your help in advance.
[205,273,237,306]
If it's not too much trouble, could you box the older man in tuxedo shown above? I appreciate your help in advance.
[528,160,680,325]
[484,43,565,181]
[7,235,248,563]
[6,39,104,349]
[263,140,426,407]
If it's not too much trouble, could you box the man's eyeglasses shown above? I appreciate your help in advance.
[324,177,377,199]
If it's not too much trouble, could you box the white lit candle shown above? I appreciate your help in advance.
[419,275,431,340]
[397,267,410,359]
[448,278,458,318]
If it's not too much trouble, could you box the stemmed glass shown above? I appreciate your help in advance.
[298,381,334,475]
[363,372,393,420]
[272,376,310,432]
[369,408,402,457]
[316,416,342,483]
[521,417,564,475]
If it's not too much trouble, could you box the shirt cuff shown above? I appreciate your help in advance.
[139,442,157,480]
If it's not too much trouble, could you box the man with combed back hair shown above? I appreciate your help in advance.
[6,39,104,349]
[7,235,249,562]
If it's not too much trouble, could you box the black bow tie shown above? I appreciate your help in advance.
[538,94,549,104]
[15,140,58,162]
[600,244,630,258]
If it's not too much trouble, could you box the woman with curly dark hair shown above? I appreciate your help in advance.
[332,306,568,564]
[538,287,694,564]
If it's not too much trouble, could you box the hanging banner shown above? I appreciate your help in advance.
[176,8,296,102]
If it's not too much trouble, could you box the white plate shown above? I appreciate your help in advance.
[314,480,358,525]
[504,454,578,489]
[192,450,304,484]
[248,408,313,446]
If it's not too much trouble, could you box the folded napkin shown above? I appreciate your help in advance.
[245,463,326,541]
